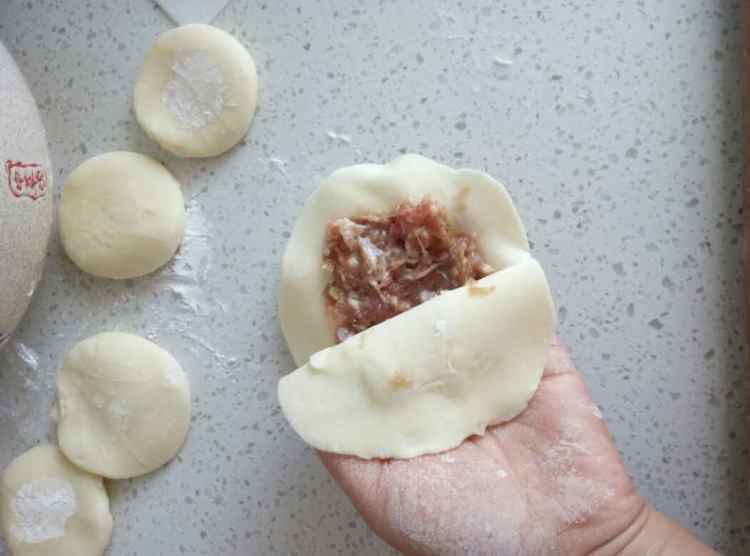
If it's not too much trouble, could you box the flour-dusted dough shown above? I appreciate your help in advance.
[277,155,555,459]
[59,151,186,280]
[0,445,112,556]
[134,24,258,158]
[56,333,191,480]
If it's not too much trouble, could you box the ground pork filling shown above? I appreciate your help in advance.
[323,198,494,342]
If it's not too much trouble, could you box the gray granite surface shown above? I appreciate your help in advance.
[0,0,746,554]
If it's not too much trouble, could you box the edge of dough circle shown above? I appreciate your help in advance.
[59,151,186,280]
[0,445,113,556]
[278,154,556,460]
[56,332,192,480]
[134,24,259,158]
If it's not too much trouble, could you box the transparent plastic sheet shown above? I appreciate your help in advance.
[153,0,233,25]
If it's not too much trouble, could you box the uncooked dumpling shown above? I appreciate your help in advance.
[277,155,555,459]
[59,151,186,280]
[0,445,112,556]
[56,332,191,480]
[134,24,258,158]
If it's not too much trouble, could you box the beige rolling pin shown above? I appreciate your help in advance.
[0,41,53,349]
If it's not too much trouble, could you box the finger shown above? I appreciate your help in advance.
[318,450,393,541]
[318,450,383,502]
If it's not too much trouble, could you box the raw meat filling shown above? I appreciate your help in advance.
[323,198,493,342]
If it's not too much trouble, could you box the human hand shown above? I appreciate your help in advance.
[320,340,716,555]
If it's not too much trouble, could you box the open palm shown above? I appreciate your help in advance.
[320,341,645,556]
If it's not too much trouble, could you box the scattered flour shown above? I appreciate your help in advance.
[163,361,182,386]
[162,50,226,129]
[158,197,217,317]
[533,417,616,529]
[269,156,289,179]
[10,478,77,544]
[382,457,549,555]
[493,55,513,66]
[556,475,615,526]
[326,130,352,144]
[26,279,37,298]
[13,342,39,373]
[558,439,592,456]
[8,341,45,393]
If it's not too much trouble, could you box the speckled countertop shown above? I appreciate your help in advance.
[0,0,746,554]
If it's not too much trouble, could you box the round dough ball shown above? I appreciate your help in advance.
[56,332,191,480]
[134,24,258,158]
[0,445,112,556]
[59,151,186,280]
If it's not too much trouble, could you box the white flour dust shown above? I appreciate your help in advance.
[13,342,39,372]
[158,197,217,316]
[384,459,536,555]
[326,130,352,144]
[493,55,513,66]
[556,475,614,526]
[10,478,77,544]
[162,50,226,129]
[148,194,238,377]
[269,156,289,178]
[163,361,182,386]
[6,341,46,393]
[534,419,616,528]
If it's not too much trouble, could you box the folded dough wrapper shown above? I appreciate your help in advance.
[278,257,555,459]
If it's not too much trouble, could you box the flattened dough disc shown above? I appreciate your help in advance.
[134,24,258,158]
[0,445,112,556]
[57,332,191,480]
[59,151,186,280]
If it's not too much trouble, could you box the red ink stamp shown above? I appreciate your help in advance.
[5,160,48,200]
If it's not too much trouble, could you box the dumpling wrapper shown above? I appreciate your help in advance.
[279,258,554,459]
[280,154,532,367]
[278,155,555,459]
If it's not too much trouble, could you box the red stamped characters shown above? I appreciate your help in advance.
[5,160,48,200]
